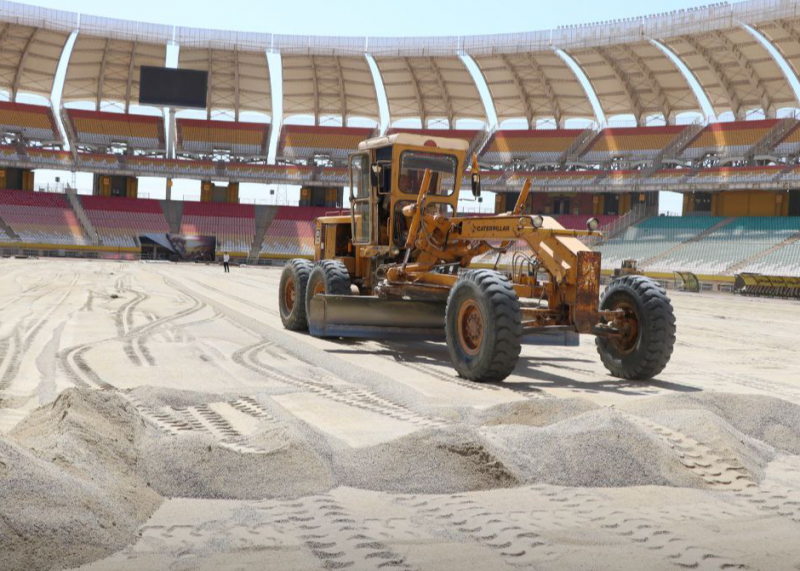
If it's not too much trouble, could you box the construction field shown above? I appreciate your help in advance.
[1,259,799,571]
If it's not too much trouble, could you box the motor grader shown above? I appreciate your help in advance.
[278,133,676,382]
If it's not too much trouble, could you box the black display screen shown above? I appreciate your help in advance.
[139,66,208,109]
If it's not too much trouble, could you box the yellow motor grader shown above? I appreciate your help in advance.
[278,133,676,382]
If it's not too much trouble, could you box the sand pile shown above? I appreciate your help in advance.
[621,392,800,455]
[478,397,600,427]
[336,426,520,493]
[138,425,334,500]
[481,408,702,488]
[1,390,162,571]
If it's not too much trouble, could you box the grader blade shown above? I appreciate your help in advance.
[308,295,446,340]
[308,295,580,346]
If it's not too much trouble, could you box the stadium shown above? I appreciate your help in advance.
[1,0,800,569]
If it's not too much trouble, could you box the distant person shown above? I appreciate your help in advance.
[223,252,230,273]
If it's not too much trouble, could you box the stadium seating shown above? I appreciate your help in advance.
[276,125,375,162]
[0,189,87,245]
[596,216,724,270]
[65,109,165,152]
[681,120,778,160]
[260,206,345,257]
[773,124,800,156]
[687,166,783,186]
[778,165,800,184]
[481,130,583,165]
[736,240,800,277]
[507,170,599,188]
[0,145,22,162]
[81,196,169,248]
[180,202,256,254]
[646,217,800,274]
[600,170,641,188]
[582,126,685,163]
[646,169,692,186]
[176,119,270,158]
[25,149,72,167]
[0,101,61,144]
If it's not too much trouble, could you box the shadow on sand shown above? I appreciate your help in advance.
[323,338,700,398]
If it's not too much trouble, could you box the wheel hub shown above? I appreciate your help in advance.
[313,281,325,297]
[457,300,484,356]
[610,300,639,354]
[284,278,295,312]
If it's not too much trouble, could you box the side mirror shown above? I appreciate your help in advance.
[471,172,481,198]
[371,162,382,190]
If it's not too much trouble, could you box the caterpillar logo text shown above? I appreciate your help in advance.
[474,224,513,232]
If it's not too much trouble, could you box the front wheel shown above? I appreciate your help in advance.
[445,270,522,382]
[596,275,676,380]
[305,260,352,319]
[279,259,313,331]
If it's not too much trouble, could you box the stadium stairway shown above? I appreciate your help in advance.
[68,190,100,246]
[249,205,279,262]
[0,211,20,241]
[750,118,799,159]
[562,128,598,164]
[644,123,704,176]
[160,200,183,234]
[641,217,736,267]
[726,229,800,274]
[661,123,705,163]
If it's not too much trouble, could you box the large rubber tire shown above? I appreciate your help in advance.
[596,275,676,380]
[445,270,522,382]
[279,259,313,331]
[305,260,352,319]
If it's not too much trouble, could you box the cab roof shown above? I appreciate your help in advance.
[358,133,469,152]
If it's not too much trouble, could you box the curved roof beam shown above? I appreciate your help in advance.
[335,56,347,124]
[96,37,111,109]
[743,23,800,110]
[499,54,534,128]
[12,28,39,101]
[206,48,213,119]
[616,43,675,123]
[124,40,138,113]
[679,35,744,120]
[593,46,645,125]
[555,48,605,126]
[525,53,563,127]
[233,48,240,121]
[309,54,319,125]
[711,30,775,117]
[428,57,454,127]
[403,57,426,126]
[650,38,716,122]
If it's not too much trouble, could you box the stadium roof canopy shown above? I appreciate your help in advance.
[275,35,379,124]
[177,27,272,119]
[0,1,76,100]
[63,16,171,112]
[5,0,800,128]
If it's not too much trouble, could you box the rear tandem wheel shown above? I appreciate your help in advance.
[305,260,352,320]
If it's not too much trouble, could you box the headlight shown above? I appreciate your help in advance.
[586,217,600,232]
[532,215,544,229]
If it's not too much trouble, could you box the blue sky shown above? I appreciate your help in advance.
[24,0,710,210]
[28,0,712,37]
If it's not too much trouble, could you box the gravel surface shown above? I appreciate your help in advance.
[1,261,799,571]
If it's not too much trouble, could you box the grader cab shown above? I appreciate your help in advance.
[279,133,676,382]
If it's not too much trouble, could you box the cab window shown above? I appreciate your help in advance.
[349,153,371,244]
[398,151,458,196]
